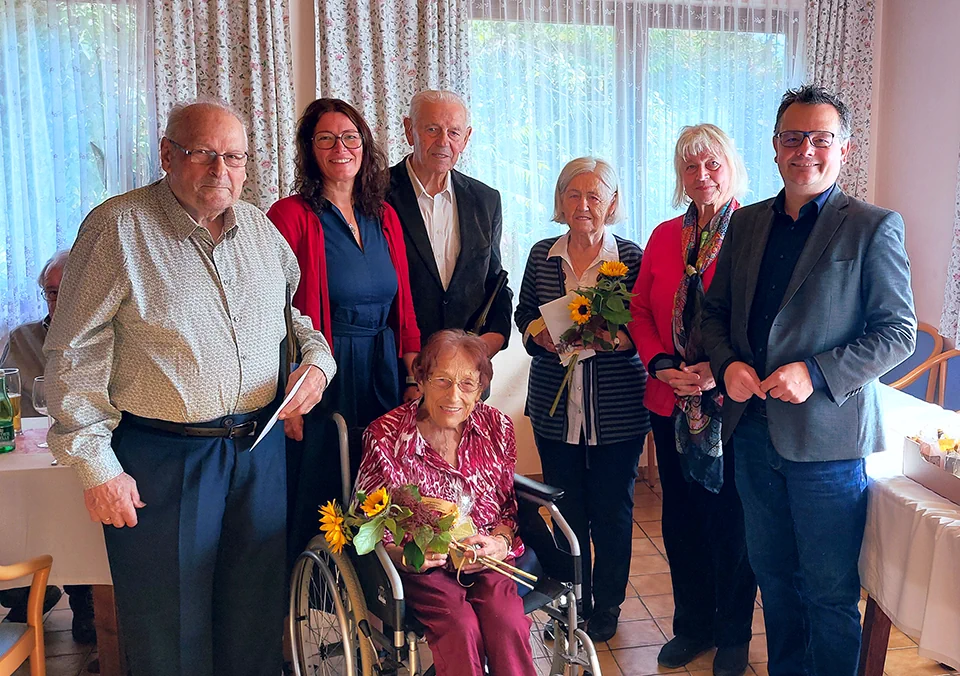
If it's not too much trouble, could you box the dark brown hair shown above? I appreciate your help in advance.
[293,98,389,219]
[413,330,494,391]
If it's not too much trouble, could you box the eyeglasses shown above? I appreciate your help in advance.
[313,132,363,150]
[165,138,249,168]
[426,376,481,394]
[41,288,58,301]
[774,130,843,149]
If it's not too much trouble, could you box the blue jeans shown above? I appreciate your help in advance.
[732,414,867,676]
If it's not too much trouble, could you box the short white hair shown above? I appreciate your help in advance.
[164,97,247,142]
[552,157,624,224]
[673,124,748,209]
[408,90,470,127]
[37,250,69,287]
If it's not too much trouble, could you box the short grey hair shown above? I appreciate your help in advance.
[37,250,70,288]
[164,97,247,143]
[552,157,624,224]
[673,124,749,209]
[408,90,470,127]
[774,84,853,140]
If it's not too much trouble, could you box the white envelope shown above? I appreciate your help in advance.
[538,292,596,366]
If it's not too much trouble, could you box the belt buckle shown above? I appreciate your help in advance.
[227,421,256,439]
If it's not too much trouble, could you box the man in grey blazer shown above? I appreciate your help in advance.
[702,85,916,676]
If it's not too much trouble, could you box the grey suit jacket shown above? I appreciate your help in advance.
[701,187,917,462]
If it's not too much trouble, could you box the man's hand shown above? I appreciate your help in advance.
[761,361,814,404]
[459,533,510,573]
[83,473,145,528]
[530,327,557,353]
[477,332,505,358]
[284,414,305,441]
[278,364,328,421]
[724,362,766,403]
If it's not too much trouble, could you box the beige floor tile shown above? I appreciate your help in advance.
[641,594,675,619]
[630,572,673,596]
[13,652,86,676]
[605,619,666,650]
[654,616,675,641]
[620,596,654,621]
[596,649,622,675]
[630,554,671,576]
[633,522,646,538]
[44,609,74,633]
[633,504,663,522]
[650,536,666,555]
[639,520,663,538]
[887,624,916,649]
[750,664,769,676]
[747,633,767,664]
[42,629,88,658]
[751,607,765,635]
[689,670,714,676]
[881,646,953,675]
[610,644,684,674]
[634,493,664,508]
[632,538,661,557]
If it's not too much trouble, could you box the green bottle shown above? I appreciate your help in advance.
[0,377,15,453]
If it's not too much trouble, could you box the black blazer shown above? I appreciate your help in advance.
[386,159,513,345]
[701,187,916,462]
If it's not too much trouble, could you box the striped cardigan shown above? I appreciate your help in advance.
[515,234,651,444]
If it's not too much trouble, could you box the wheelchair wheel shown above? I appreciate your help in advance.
[528,610,602,676]
[290,534,376,676]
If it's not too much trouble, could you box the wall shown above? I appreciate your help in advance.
[872,0,960,328]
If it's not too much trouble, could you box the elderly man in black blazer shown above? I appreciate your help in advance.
[387,90,512,385]
[702,85,916,676]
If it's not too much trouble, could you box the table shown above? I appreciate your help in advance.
[859,386,960,672]
[0,417,124,675]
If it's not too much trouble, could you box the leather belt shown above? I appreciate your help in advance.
[125,414,259,438]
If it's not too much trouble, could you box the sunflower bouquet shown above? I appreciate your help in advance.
[549,260,634,416]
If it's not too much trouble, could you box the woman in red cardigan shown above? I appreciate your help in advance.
[628,124,756,676]
[268,98,421,564]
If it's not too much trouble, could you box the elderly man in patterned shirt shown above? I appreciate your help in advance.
[44,100,336,676]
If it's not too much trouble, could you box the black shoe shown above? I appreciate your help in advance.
[72,613,97,644]
[2,586,62,623]
[657,635,714,668]
[585,608,619,643]
[713,643,750,676]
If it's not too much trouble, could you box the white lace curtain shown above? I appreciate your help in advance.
[940,150,960,343]
[0,0,158,339]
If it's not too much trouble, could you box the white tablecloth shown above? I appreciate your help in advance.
[0,417,111,588]
[861,386,960,669]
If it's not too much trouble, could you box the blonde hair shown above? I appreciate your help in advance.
[552,157,624,224]
[672,124,748,209]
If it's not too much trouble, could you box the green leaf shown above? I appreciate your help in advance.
[353,519,385,555]
[414,525,434,552]
[404,485,422,501]
[355,490,367,504]
[604,309,633,325]
[438,513,456,531]
[394,506,413,520]
[606,295,625,313]
[428,532,452,553]
[404,541,425,571]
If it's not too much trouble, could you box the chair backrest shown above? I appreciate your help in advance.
[882,322,943,401]
[938,349,960,411]
[0,554,52,676]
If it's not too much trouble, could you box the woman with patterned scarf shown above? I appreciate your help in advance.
[628,124,757,676]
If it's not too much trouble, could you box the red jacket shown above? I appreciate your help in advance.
[628,213,723,417]
[267,195,421,357]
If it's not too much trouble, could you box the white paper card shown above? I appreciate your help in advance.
[250,369,308,450]
[538,292,595,366]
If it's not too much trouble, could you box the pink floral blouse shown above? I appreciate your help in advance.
[355,399,522,555]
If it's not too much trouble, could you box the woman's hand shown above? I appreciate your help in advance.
[685,361,716,392]
[458,533,510,573]
[402,384,422,403]
[530,327,557,353]
[656,366,703,397]
[386,544,447,573]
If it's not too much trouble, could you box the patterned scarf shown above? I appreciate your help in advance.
[671,198,735,493]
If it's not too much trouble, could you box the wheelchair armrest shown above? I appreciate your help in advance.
[514,473,564,504]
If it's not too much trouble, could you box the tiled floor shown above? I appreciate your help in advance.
[4,477,956,676]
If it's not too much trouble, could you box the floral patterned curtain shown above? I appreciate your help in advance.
[940,150,960,343]
[152,0,297,208]
[804,0,876,200]
[314,0,471,163]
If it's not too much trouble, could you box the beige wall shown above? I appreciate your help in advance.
[872,0,960,328]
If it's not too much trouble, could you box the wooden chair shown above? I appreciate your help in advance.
[891,348,960,409]
[881,322,943,402]
[0,555,52,676]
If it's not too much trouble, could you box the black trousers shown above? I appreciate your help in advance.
[650,411,757,647]
[104,410,286,676]
[535,433,643,617]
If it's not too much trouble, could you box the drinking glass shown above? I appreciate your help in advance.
[33,376,50,448]
[2,368,22,436]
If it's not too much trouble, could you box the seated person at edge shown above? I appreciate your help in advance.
[353,330,536,676]
[0,250,96,645]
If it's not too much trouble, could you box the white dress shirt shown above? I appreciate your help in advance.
[406,158,460,290]
[548,230,620,446]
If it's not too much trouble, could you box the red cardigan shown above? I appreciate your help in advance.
[266,195,421,357]
[628,213,722,417]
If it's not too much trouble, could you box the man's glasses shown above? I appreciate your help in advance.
[774,130,843,149]
[426,376,481,394]
[165,138,249,167]
[41,288,58,301]
[313,132,363,150]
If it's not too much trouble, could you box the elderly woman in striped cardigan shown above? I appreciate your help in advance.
[515,156,650,643]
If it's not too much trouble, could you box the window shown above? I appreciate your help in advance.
[465,2,803,283]
[0,0,157,338]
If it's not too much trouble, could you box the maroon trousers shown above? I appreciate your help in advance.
[400,567,536,676]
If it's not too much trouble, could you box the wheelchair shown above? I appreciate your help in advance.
[288,413,603,676]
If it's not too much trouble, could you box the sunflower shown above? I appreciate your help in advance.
[319,501,349,554]
[568,295,592,325]
[361,487,390,517]
[598,260,628,278]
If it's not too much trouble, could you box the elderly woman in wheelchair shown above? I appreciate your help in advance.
[288,329,603,676]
